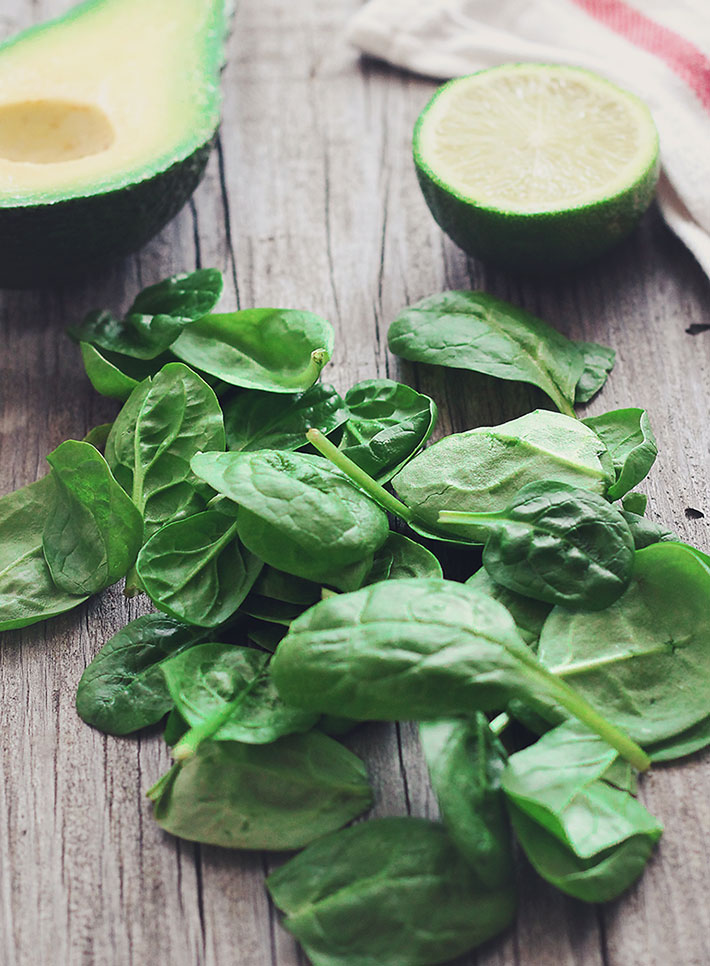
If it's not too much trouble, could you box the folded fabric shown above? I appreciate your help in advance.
[347,0,710,277]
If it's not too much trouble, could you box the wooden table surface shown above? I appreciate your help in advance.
[2,2,710,965]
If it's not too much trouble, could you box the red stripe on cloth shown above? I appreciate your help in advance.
[571,0,710,110]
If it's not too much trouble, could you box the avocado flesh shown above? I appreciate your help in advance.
[0,0,229,286]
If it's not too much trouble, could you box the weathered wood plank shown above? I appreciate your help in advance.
[1,0,709,965]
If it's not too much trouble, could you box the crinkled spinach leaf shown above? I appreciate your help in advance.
[583,408,657,501]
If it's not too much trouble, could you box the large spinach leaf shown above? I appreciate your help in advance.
[539,543,710,746]
[271,578,649,770]
[388,292,587,417]
[148,731,372,850]
[224,383,348,452]
[70,269,223,360]
[339,379,437,483]
[106,363,225,540]
[136,509,262,627]
[43,440,144,595]
[420,715,514,889]
[266,816,516,966]
[160,642,318,757]
[0,475,87,632]
[502,722,662,902]
[441,481,635,610]
[76,613,212,734]
[393,410,612,542]
[191,450,389,589]
[583,408,658,501]
[170,309,334,391]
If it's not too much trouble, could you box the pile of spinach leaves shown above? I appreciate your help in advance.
[3,269,707,966]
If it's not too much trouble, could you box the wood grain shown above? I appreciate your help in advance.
[1,1,709,964]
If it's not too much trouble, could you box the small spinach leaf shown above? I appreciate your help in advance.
[621,510,677,549]
[420,715,514,889]
[148,732,372,851]
[387,291,586,417]
[502,721,662,902]
[0,475,87,632]
[393,410,612,542]
[70,269,223,360]
[574,342,616,404]
[582,408,658,501]
[106,363,225,540]
[539,543,710,745]
[622,491,647,516]
[339,379,437,482]
[76,613,212,734]
[161,642,318,754]
[441,481,635,610]
[171,309,334,391]
[136,509,262,627]
[364,531,443,584]
[79,342,140,401]
[266,817,516,966]
[224,383,348,452]
[43,440,144,595]
[191,451,389,589]
[251,566,321,606]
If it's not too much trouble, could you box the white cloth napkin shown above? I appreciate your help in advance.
[347,0,710,276]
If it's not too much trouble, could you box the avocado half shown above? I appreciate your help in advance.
[0,0,230,287]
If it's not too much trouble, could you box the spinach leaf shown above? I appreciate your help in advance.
[364,531,443,584]
[76,613,212,734]
[160,642,318,756]
[622,491,647,516]
[271,578,649,770]
[70,269,223,360]
[136,509,262,627]
[574,342,616,404]
[621,510,677,549]
[440,481,635,610]
[106,363,225,540]
[251,566,321,605]
[170,309,334,391]
[43,440,144,595]
[82,422,113,451]
[339,379,437,483]
[539,543,710,745]
[191,451,389,590]
[148,731,372,850]
[224,383,348,452]
[266,816,516,966]
[0,475,87,632]
[502,721,662,901]
[583,408,657,501]
[646,716,710,763]
[79,342,140,401]
[420,715,514,889]
[387,291,586,417]
[466,569,551,647]
[392,410,612,543]
[245,618,287,652]
[240,595,305,626]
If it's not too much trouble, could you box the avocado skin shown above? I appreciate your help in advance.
[0,139,214,289]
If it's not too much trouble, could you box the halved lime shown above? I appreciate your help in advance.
[413,64,660,271]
